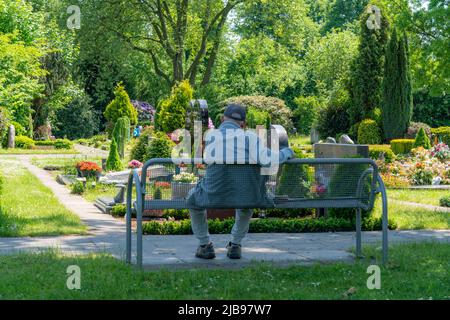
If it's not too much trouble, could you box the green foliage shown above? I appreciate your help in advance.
[112,117,130,159]
[53,86,99,140]
[316,89,351,139]
[292,96,320,135]
[130,128,153,162]
[431,127,450,145]
[246,107,270,129]
[153,187,162,200]
[369,145,395,163]
[440,196,450,208]
[104,83,138,129]
[412,91,450,128]
[322,0,369,33]
[53,139,73,150]
[405,122,432,139]
[106,138,123,171]
[15,136,35,149]
[382,29,413,140]
[358,119,381,144]
[148,132,175,159]
[71,181,85,195]
[157,80,193,133]
[276,161,313,199]
[390,139,415,154]
[216,96,293,130]
[111,204,126,217]
[349,2,389,125]
[10,121,25,136]
[413,127,431,149]
[142,216,396,235]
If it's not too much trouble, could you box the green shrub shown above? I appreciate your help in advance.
[276,162,313,198]
[71,181,85,195]
[215,96,293,130]
[440,196,450,208]
[10,121,26,136]
[316,89,350,139]
[111,204,127,217]
[157,80,193,133]
[0,172,3,194]
[54,139,73,149]
[369,145,395,163]
[112,117,131,159]
[15,136,35,149]
[292,96,320,135]
[130,128,153,162]
[34,140,54,146]
[246,107,270,129]
[153,187,162,200]
[390,139,415,154]
[104,82,138,129]
[142,217,397,235]
[162,209,190,220]
[358,119,381,144]
[106,138,123,171]
[148,131,175,159]
[431,127,450,145]
[413,127,431,149]
[405,122,432,139]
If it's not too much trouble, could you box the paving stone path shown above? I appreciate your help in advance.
[0,153,449,269]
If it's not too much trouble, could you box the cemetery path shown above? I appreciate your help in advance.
[73,143,109,157]
[0,154,449,268]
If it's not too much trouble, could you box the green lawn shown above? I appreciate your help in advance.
[0,160,87,237]
[289,134,311,146]
[372,196,450,230]
[0,148,79,155]
[388,189,450,207]
[31,156,103,169]
[0,242,448,299]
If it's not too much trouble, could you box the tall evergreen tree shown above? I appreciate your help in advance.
[349,2,389,125]
[382,29,413,140]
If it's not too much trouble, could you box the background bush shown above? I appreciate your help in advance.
[130,128,153,162]
[106,138,123,171]
[215,96,293,131]
[15,136,35,149]
[358,119,381,144]
[148,131,175,159]
[431,127,450,145]
[405,122,432,139]
[316,102,350,140]
[390,139,415,154]
[54,139,73,149]
[440,196,450,208]
[369,145,395,163]
[292,96,320,135]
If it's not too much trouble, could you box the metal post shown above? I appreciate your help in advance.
[136,187,143,269]
[356,208,362,258]
[378,175,389,264]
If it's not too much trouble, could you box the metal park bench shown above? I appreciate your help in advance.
[126,158,388,268]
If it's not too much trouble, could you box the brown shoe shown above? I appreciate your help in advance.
[195,242,216,259]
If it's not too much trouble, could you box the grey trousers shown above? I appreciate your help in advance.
[189,208,253,246]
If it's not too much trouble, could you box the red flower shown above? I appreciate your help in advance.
[76,161,102,173]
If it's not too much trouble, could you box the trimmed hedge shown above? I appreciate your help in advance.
[34,139,73,149]
[358,119,381,144]
[15,136,35,149]
[390,139,415,154]
[432,127,450,145]
[142,217,397,235]
[440,196,450,208]
[369,145,395,163]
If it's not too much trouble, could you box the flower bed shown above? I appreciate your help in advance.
[378,145,450,187]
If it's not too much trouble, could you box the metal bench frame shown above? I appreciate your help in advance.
[126,158,388,268]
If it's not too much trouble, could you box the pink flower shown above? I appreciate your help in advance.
[128,160,143,169]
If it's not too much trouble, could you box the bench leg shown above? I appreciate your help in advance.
[356,208,362,258]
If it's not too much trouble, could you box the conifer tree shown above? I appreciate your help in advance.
[106,138,123,171]
[113,116,131,159]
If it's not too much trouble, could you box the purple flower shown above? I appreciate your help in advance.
[128,160,143,169]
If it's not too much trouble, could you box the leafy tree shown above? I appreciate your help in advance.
[349,2,389,125]
[293,96,321,135]
[148,132,175,159]
[112,117,131,159]
[106,138,123,171]
[316,88,351,139]
[322,0,369,33]
[53,85,99,140]
[412,90,450,127]
[305,30,359,97]
[157,80,193,133]
[104,83,138,130]
[382,29,413,140]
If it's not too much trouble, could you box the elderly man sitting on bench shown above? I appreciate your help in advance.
[186,104,294,260]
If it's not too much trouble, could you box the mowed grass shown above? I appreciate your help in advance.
[0,160,86,237]
[388,189,450,207]
[289,134,311,146]
[0,148,79,155]
[371,196,450,230]
[31,156,102,169]
[0,242,448,299]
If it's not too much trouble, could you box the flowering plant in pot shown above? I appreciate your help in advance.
[128,160,143,169]
[171,172,198,199]
[75,161,102,180]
